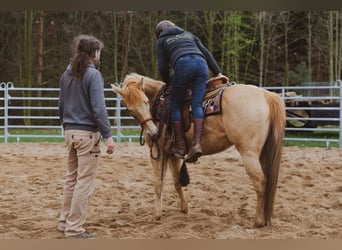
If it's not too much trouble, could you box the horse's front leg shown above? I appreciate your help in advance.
[151,154,166,220]
[168,157,188,214]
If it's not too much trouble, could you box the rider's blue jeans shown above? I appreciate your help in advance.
[170,55,208,121]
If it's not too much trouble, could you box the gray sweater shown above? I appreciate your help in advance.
[58,63,112,139]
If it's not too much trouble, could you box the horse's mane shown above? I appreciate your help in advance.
[122,73,164,105]
[123,72,143,85]
[123,72,164,87]
[122,73,164,106]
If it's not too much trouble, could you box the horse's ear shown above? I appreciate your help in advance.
[111,84,124,96]
[138,77,144,90]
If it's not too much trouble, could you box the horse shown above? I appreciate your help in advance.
[111,72,286,227]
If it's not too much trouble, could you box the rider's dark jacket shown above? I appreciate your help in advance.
[156,26,221,85]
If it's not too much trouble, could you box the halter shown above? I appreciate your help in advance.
[134,114,160,160]
[139,117,154,127]
[124,82,161,160]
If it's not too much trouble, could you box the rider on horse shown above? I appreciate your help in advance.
[155,20,227,163]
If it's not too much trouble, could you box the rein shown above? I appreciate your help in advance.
[137,117,161,160]
[139,84,172,161]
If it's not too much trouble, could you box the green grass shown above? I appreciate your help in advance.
[0,129,141,143]
[0,129,340,147]
[284,130,339,147]
[284,140,339,148]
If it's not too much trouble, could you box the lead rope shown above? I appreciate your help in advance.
[139,122,166,185]
[139,127,160,160]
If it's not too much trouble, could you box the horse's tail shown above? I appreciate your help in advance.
[179,162,190,187]
[260,91,286,226]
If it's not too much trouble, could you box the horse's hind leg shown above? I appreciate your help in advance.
[168,157,188,214]
[240,151,266,227]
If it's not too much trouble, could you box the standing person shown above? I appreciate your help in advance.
[156,20,226,163]
[58,34,115,238]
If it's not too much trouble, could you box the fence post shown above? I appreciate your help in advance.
[281,86,285,100]
[116,95,122,143]
[0,82,5,142]
[338,80,342,148]
[1,82,14,143]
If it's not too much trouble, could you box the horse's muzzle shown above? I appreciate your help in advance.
[142,119,158,140]
[147,128,159,141]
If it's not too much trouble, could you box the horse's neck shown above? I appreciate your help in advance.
[143,79,163,105]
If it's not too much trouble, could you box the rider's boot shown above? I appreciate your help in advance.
[185,118,203,163]
[170,121,187,159]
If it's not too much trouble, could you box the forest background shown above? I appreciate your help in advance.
[1,10,342,89]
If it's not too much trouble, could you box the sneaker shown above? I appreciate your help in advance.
[68,231,96,238]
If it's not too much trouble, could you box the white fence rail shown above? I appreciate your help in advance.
[1,81,342,147]
[0,82,140,143]
[265,80,342,147]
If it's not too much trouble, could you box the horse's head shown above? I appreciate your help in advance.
[111,73,159,141]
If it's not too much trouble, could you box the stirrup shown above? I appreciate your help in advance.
[170,147,186,159]
[185,151,201,163]
[184,144,202,163]
[173,152,185,159]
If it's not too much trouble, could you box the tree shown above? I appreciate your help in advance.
[307,11,312,83]
[36,11,44,107]
[1,11,339,90]
[280,11,290,86]
[22,11,35,125]
[256,11,266,87]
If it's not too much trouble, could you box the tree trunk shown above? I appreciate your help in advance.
[203,11,215,52]
[328,11,334,85]
[308,11,312,83]
[23,11,34,126]
[282,11,290,86]
[37,11,44,107]
[258,11,266,87]
[120,11,133,81]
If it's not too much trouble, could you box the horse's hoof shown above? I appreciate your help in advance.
[253,221,265,228]
[181,207,188,214]
[154,215,162,221]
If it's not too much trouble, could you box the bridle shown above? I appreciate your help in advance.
[129,112,160,160]
[139,117,154,127]
[122,79,170,185]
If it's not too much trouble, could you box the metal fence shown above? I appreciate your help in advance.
[265,80,342,148]
[0,82,140,143]
[1,81,342,147]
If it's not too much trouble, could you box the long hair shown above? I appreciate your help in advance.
[70,35,104,79]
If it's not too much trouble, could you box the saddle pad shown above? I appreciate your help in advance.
[153,86,225,122]
[203,87,224,116]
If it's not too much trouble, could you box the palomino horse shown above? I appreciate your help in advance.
[111,73,286,227]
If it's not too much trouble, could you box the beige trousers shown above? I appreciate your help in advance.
[58,130,101,237]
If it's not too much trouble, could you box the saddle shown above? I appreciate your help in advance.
[152,75,231,132]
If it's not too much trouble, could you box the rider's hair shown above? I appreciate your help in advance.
[155,20,175,39]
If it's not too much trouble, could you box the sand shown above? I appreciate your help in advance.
[0,142,341,239]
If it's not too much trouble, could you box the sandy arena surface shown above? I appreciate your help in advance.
[0,142,341,239]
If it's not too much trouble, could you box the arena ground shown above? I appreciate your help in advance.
[0,142,341,239]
